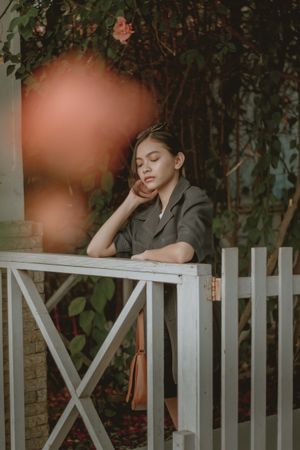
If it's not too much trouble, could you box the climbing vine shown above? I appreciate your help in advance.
[1,0,300,357]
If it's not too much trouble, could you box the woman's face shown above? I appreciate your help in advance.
[135,138,184,191]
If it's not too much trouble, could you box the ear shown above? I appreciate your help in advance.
[174,152,185,169]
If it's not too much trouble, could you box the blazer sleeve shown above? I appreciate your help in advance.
[176,188,213,262]
[113,220,133,257]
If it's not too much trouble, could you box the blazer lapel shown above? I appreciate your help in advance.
[140,197,161,234]
[153,177,191,237]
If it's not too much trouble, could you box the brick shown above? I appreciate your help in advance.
[1,220,48,448]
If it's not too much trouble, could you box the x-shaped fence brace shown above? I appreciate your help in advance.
[10,268,149,450]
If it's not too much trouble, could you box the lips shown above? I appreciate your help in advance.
[144,176,155,183]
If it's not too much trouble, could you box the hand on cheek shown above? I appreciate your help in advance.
[132,180,157,199]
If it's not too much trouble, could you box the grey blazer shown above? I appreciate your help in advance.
[114,176,213,382]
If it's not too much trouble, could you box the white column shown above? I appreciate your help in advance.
[0,0,24,220]
[176,266,213,450]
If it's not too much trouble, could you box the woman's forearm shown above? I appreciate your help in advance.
[134,242,194,264]
[87,195,139,257]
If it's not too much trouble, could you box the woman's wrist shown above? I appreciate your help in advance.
[124,191,141,211]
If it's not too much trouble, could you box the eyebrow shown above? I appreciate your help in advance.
[136,150,160,161]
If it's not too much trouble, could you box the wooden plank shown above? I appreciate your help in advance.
[78,280,146,397]
[0,251,211,276]
[251,248,267,450]
[278,247,293,450]
[7,268,25,450]
[2,261,181,285]
[75,397,114,450]
[146,281,164,450]
[227,275,300,299]
[0,271,6,450]
[42,399,78,450]
[13,269,81,393]
[172,431,195,450]
[177,273,213,450]
[14,269,115,449]
[221,248,238,450]
[46,274,79,312]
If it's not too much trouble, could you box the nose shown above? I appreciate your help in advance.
[142,162,151,173]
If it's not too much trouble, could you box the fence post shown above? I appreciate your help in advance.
[176,266,213,450]
[7,268,25,450]
[221,248,239,450]
[147,281,164,450]
[0,271,5,450]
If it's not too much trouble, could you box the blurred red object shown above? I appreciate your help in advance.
[25,183,88,253]
[22,51,157,180]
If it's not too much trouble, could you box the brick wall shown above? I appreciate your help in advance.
[0,221,48,450]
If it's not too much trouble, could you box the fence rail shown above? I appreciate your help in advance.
[0,248,299,449]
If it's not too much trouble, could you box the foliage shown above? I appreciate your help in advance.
[2,0,299,265]
[1,0,300,406]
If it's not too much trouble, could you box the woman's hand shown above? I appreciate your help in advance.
[129,180,158,205]
[131,251,148,261]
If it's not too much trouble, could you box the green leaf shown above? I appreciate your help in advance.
[79,310,95,335]
[94,312,106,330]
[6,64,15,76]
[8,16,21,31]
[100,277,115,300]
[69,335,86,355]
[101,171,114,192]
[102,0,113,11]
[104,408,116,417]
[105,17,115,27]
[68,297,86,317]
[72,352,84,370]
[92,326,107,345]
[91,283,108,314]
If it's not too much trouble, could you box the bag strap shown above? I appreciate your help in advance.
[136,310,145,352]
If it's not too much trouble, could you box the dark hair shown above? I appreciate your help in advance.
[130,122,183,177]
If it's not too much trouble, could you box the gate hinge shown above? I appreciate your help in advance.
[208,277,221,301]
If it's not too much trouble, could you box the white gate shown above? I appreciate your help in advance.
[0,247,299,449]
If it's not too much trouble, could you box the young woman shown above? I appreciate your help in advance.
[87,122,213,396]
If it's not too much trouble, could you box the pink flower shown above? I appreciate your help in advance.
[112,16,134,45]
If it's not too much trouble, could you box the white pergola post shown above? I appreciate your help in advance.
[0,0,24,221]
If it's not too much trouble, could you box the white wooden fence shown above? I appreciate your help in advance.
[0,247,299,450]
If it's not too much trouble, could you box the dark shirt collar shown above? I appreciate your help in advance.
[134,176,191,220]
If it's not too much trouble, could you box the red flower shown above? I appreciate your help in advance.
[112,16,134,44]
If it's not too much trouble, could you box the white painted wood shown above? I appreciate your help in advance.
[146,281,164,450]
[223,275,300,299]
[13,269,81,393]
[1,261,181,285]
[78,280,146,397]
[0,251,211,276]
[213,408,300,450]
[0,271,5,450]
[278,248,293,450]
[75,397,114,450]
[221,248,238,450]
[251,248,267,450]
[46,274,79,312]
[13,269,115,449]
[177,273,213,450]
[42,399,78,450]
[172,431,195,450]
[7,269,25,450]
[0,0,24,221]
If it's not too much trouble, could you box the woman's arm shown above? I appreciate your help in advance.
[87,181,157,258]
[131,242,194,264]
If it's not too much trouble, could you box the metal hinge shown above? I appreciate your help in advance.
[209,277,221,301]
